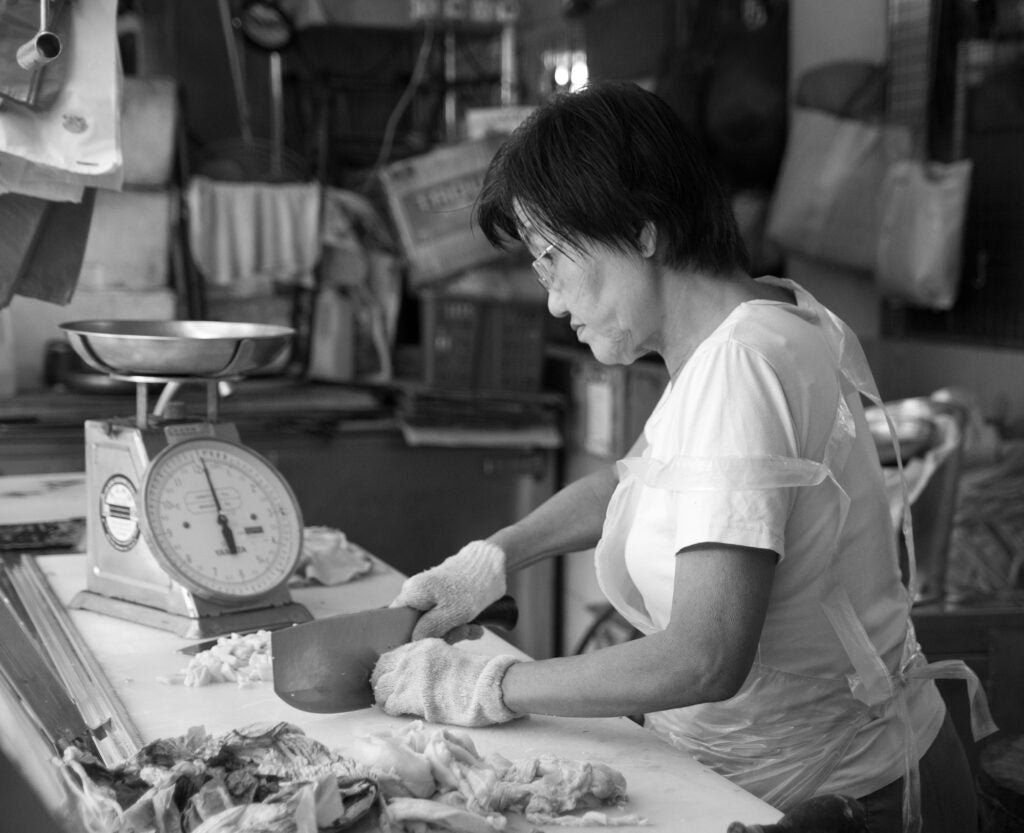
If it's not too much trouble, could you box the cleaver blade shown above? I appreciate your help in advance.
[270,595,518,714]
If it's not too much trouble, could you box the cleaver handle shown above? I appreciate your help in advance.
[472,594,518,631]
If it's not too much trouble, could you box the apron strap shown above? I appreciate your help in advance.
[904,656,999,741]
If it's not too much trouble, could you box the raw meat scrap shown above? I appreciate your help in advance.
[162,631,274,688]
[347,722,647,830]
[60,723,377,833]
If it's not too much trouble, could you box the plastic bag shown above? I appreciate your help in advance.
[766,107,912,271]
[308,188,401,382]
[0,0,122,192]
[875,158,972,310]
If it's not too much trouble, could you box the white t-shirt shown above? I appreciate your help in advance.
[620,290,944,800]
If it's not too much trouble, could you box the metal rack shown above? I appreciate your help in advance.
[291,7,518,184]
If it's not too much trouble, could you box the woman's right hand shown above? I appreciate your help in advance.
[391,540,507,640]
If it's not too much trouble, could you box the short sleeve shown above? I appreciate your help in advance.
[641,338,801,560]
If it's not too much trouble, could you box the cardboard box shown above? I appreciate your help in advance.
[76,189,175,291]
[465,106,534,140]
[121,76,178,187]
[378,139,503,287]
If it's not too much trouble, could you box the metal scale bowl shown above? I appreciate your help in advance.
[61,320,312,639]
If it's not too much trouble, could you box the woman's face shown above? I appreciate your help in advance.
[521,217,659,366]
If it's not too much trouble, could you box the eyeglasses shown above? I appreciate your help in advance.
[531,242,557,291]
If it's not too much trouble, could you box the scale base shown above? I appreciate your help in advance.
[70,591,313,640]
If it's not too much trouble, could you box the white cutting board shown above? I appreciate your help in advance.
[36,553,783,833]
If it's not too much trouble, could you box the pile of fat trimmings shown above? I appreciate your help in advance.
[350,720,649,829]
[161,630,273,688]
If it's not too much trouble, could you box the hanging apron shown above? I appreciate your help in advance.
[594,278,996,832]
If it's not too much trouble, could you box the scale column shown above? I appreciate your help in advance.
[206,380,220,423]
[135,382,149,429]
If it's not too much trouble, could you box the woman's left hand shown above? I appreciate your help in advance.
[371,638,524,727]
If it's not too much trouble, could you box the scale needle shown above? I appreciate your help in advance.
[200,456,238,554]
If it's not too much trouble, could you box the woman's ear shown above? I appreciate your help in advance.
[639,222,657,258]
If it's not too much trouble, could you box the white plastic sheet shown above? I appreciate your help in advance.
[0,0,122,199]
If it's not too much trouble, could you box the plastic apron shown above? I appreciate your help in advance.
[594,278,997,832]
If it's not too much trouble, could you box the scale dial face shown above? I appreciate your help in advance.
[139,436,303,603]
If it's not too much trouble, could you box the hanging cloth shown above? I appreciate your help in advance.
[0,189,96,308]
[185,176,322,294]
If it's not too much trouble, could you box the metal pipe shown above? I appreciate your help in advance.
[154,381,182,419]
[444,26,458,141]
[16,0,62,71]
[269,51,284,179]
[135,382,150,430]
[217,0,254,144]
[499,21,517,106]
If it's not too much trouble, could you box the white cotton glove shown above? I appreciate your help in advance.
[391,540,506,641]
[370,638,523,727]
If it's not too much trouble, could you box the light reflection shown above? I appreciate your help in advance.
[542,48,588,93]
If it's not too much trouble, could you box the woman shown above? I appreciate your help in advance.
[370,81,988,832]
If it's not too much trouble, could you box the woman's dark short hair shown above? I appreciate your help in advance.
[475,80,748,274]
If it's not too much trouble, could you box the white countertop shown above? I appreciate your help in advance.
[33,551,782,833]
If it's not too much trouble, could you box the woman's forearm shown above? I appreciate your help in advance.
[501,543,776,718]
[500,628,734,717]
[488,464,619,571]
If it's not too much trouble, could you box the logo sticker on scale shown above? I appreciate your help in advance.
[99,475,140,550]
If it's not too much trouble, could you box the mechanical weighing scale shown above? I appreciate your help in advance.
[61,320,313,639]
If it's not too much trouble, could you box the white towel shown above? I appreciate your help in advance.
[186,175,322,294]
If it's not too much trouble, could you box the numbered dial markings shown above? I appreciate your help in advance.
[140,437,302,602]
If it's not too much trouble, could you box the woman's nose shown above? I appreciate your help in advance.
[547,290,569,319]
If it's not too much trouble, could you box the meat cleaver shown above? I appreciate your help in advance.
[271,595,518,714]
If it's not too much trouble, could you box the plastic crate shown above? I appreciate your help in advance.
[421,293,546,392]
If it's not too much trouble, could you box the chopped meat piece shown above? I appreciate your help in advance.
[188,790,311,833]
[292,526,373,586]
[164,631,275,688]
[489,756,627,816]
[346,735,435,799]
[182,775,234,828]
[526,811,650,827]
[347,722,646,829]
[386,797,505,833]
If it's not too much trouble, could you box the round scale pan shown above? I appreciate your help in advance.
[59,320,294,379]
